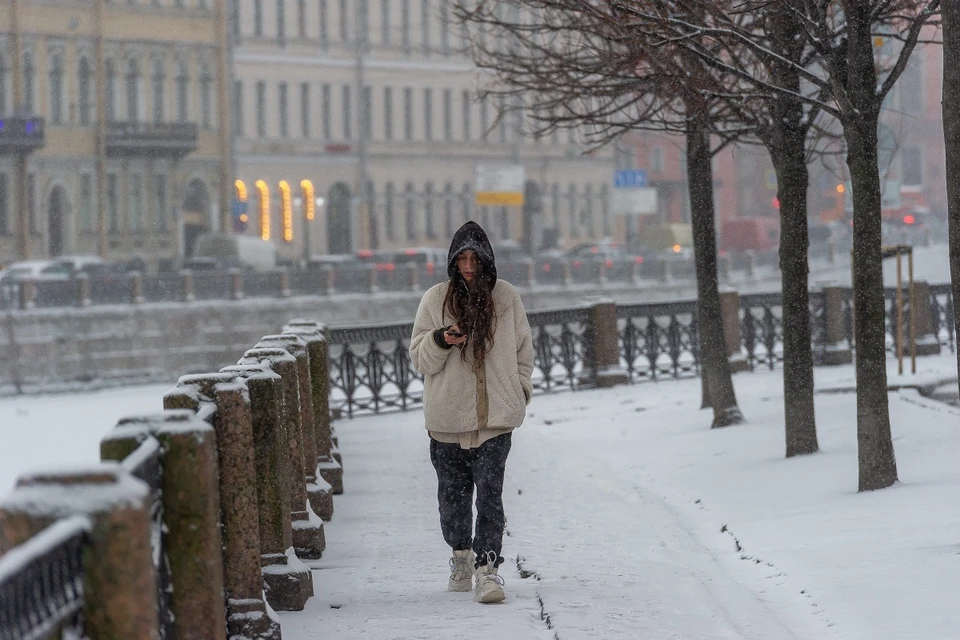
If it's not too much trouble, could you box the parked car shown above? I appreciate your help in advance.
[719,217,780,254]
[188,233,278,271]
[566,240,643,281]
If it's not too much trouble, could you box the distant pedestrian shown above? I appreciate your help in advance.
[410,221,534,604]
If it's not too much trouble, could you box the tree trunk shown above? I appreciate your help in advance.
[844,9,898,492]
[685,123,744,428]
[943,1,960,399]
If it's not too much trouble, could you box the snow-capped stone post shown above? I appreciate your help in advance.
[0,466,160,637]
[101,410,228,640]
[239,346,325,560]
[219,363,313,611]
[277,267,292,298]
[581,300,629,388]
[229,268,244,300]
[819,286,853,365]
[17,278,35,309]
[281,321,339,519]
[659,258,673,284]
[75,272,91,307]
[164,374,282,640]
[407,262,420,291]
[181,269,195,302]
[130,271,145,304]
[719,290,749,373]
[910,281,942,357]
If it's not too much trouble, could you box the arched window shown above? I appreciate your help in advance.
[443,182,454,238]
[567,183,579,239]
[105,58,117,121]
[404,182,416,242]
[152,60,165,123]
[23,52,35,114]
[424,181,435,239]
[0,54,7,116]
[176,61,190,123]
[125,58,141,122]
[48,53,64,124]
[384,182,396,240]
[78,57,93,125]
[199,62,213,129]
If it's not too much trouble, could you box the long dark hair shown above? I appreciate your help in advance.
[444,261,497,366]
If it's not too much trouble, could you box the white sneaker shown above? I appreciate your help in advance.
[448,549,474,592]
[474,554,505,604]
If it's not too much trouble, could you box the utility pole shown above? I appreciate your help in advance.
[11,0,29,261]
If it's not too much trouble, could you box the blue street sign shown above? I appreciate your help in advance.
[614,170,648,188]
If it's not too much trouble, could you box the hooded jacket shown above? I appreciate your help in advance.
[410,222,533,443]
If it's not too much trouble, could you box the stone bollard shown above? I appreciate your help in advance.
[562,261,573,287]
[910,281,942,356]
[256,334,333,520]
[322,266,336,296]
[102,410,228,640]
[658,258,673,284]
[719,290,749,372]
[580,300,629,388]
[0,465,160,638]
[230,268,244,300]
[744,251,757,280]
[366,265,379,294]
[407,262,420,292]
[76,272,92,307]
[631,259,645,286]
[819,286,853,365]
[219,363,312,611]
[282,321,341,514]
[277,268,292,298]
[130,271,145,304]
[239,347,325,560]
[181,269,195,302]
[717,254,731,284]
[18,278,35,310]
[164,375,282,639]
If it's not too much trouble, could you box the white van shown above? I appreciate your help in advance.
[186,233,278,271]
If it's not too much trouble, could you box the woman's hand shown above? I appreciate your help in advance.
[444,324,468,346]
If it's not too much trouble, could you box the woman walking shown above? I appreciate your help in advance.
[410,221,534,604]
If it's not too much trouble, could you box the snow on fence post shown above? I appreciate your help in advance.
[580,300,629,389]
[102,410,228,640]
[719,290,749,373]
[820,286,853,366]
[911,281,943,356]
[239,346,325,560]
[283,320,341,515]
[219,363,313,612]
[165,374,282,640]
[0,465,160,638]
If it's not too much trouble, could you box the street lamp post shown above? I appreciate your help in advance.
[303,196,324,266]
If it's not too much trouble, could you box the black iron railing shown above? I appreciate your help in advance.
[528,307,590,391]
[0,516,89,640]
[617,300,699,381]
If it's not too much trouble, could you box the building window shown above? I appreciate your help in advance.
[200,63,213,129]
[231,0,241,39]
[300,82,310,138]
[155,174,168,231]
[384,182,396,240]
[176,61,189,123]
[421,0,431,55]
[381,0,390,45]
[424,182,435,239]
[600,184,611,236]
[23,53,34,115]
[443,182,454,238]
[342,84,352,139]
[106,59,118,121]
[461,90,471,141]
[49,53,64,124]
[567,184,579,239]
[0,174,8,236]
[27,173,37,235]
[256,81,267,137]
[442,89,452,141]
[130,174,144,232]
[152,60,165,123]
[403,87,414,140]
[361,85,372,140]
[439,2,450,55]
[357,0,370,49]
[107,174,119,232]
[254,0,264,36]
[78,57,93,125]
[277,0,286,44]
[480,95,489,141]
[404,182,416,241]
[0,55,7,117]
[319,0,329,48]
[321,83,331,138]
[125,58,140,122]
[297,0,307,38]
[423,88,433,141]
[383,86,394,140]
[278,82,289,137]
[903,147,923,186]
[233,80,244,136]
[401,0,411,53]
[339,0,350,43]
[75,174,93,234]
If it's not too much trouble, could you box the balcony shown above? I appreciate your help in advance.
[0,117,45,154]
[106,121,199,159]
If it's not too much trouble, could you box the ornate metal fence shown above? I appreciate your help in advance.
[0,516,89,640]
[528,307,590,392]
[617,300,699,381]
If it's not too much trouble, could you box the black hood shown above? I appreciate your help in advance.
[447,221,497,283]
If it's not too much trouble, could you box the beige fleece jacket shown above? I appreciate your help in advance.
[410,280,534,436]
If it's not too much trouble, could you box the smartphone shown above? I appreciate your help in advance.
[447,330,464,338]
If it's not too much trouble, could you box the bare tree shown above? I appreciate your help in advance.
[454,0,746,428]
[943,2,960,398]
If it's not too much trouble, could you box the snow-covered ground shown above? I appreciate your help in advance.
[2,353,957,639]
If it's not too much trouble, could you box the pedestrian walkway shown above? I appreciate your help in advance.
[278,393,824,639]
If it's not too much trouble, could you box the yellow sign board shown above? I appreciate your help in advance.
[475,164,524,207]
[475,192,524,206]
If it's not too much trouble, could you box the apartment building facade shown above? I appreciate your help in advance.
[0,0,231,268]
[231,0,617,262]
